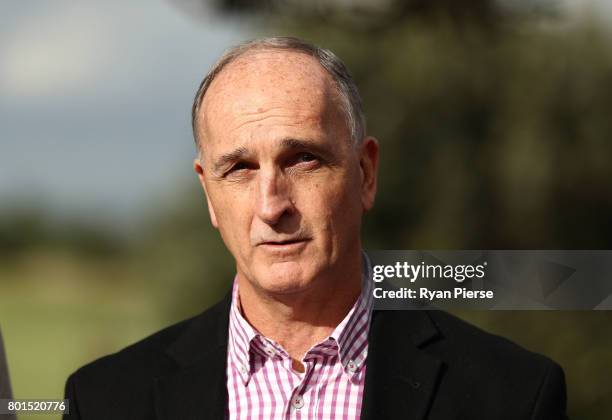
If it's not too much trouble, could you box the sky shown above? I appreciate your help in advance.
[1,0,611,233]
[0,0,250,231]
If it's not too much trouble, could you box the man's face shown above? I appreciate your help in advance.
[194,49,378,295]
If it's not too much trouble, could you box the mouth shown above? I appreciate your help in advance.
[258,238,311,251]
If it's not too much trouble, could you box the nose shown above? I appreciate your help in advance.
[255,167,294,226]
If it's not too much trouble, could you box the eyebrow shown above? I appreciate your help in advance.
[279,137,335,160]
[212,147,250,174]
[211,137,335,174]
[279,137,312,150]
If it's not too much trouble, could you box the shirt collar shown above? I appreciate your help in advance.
[227,251,374,385]
[331,252,373,380]
[227,280,259,385]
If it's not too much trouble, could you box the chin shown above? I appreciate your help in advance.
[255,261,316,295]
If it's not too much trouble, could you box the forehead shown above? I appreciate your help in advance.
[198,49,344,147]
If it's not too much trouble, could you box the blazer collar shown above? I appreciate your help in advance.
[154,292,232,420]
[360,309,443,420]
[153,292,443,420]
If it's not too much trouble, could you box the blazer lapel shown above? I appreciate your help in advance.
[152,293,444,420]
[361,310,443,420]
[154,293,232,420]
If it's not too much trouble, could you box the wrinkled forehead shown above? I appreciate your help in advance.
[197,49,344,145]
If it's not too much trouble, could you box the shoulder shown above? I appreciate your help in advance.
[63,296,231,419]
[428,311,567,417]
[425,310,559,376]
[70,316,189,387]
[374,309,561,372]
[426,310,567,418]
[66,295,230,393]
[372,310,567,418]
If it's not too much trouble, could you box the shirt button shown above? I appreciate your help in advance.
[239,365,248,374]
[347,360,358,373]
[291,395,304,409]
[265,347,275,357]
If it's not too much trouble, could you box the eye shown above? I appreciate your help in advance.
[288,152,321,171]
[296,152,317,163]
[231,162,249,171]
[225,161,253,177]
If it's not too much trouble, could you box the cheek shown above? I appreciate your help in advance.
[334,174,364,231]
[301,174,361,235]
[212,190,252,249]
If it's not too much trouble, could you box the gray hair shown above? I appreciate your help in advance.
[191,36,366,150]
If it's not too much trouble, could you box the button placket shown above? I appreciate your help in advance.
[291,394,304,410]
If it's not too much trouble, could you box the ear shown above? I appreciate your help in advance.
[194,158,219,229]
[358,136,379,212]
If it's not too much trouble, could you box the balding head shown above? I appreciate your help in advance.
[198,49,349,162]
[191,37,366,154]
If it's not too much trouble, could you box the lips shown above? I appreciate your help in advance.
[261,239,305,245]
[255,237,311,257]
[259,238,308,246]
[256,234,313,251]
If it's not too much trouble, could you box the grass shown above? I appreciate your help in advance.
[1,250,610,418]
[0,251,165,420]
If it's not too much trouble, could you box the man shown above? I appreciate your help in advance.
[64,37,567,419]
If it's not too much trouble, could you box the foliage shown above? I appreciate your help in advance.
[2,2,612,417]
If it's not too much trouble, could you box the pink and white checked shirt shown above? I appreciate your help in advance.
[226,258,374,420]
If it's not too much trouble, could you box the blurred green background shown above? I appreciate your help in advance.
[1,0,612,418]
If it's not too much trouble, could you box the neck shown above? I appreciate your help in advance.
[237,253,363,367]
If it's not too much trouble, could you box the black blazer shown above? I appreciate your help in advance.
[64,293,567,419]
